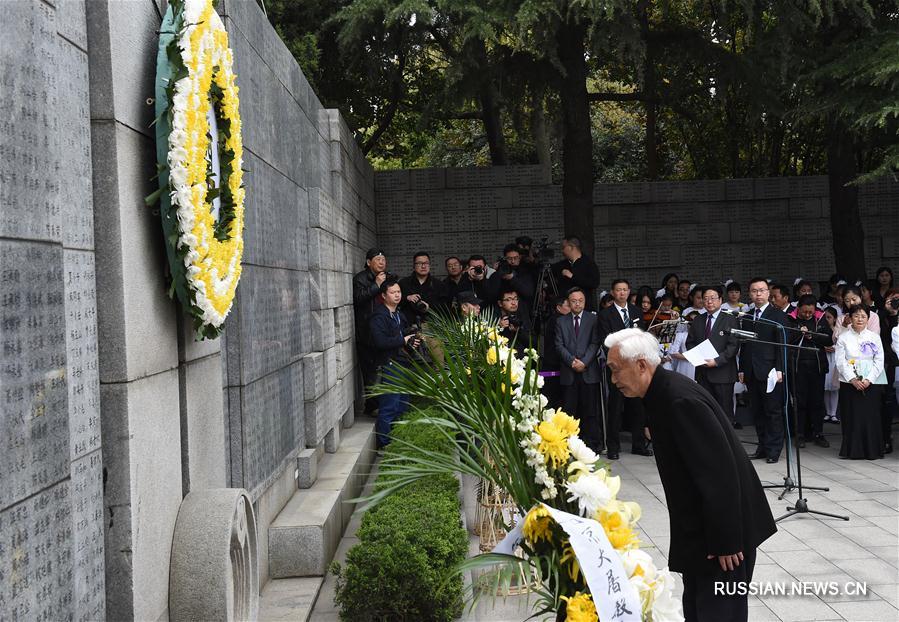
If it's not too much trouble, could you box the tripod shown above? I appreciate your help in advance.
[735,332,849,523]
[531,261,559,336]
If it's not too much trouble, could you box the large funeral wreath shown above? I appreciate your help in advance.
[150,0,244,339]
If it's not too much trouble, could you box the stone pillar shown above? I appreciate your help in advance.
[85,0,183,619]
[0,1,105,619]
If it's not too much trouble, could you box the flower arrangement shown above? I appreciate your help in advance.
[368,312,682,621]
[149,0,245,339]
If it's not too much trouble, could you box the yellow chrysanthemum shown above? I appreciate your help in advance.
[560,540,581,582]
[522,505,554,544]
[550,410,580,438]
[562,591,598,622]
[536,420,570,468]
[486,346,499,365]
[597,508,640,550]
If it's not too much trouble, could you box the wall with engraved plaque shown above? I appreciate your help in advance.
[0,1,104,620]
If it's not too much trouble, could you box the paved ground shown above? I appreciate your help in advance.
[302,425,898,621]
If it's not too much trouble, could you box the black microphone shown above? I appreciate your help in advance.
[720,327,758,339]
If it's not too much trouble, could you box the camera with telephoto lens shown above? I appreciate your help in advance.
[506,313,522,328]
[471,265,484,276]
[402,323,429,362]
[889,297,899,310]
[495,257,513,277]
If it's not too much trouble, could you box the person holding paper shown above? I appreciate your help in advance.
[604,328,777,622]
[738,277,789,464]
[685,285,740,427]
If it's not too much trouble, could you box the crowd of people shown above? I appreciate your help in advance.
[352,240,898,461]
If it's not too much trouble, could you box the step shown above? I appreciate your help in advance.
[268,421,376,579]
[258,577,324,622]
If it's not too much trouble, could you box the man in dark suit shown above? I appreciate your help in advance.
[554,287,602,451]
[685,285,740,426]
[598,279,652,459]
[788,294,833,448]
[605,328,777,622]
[739,277,789,463]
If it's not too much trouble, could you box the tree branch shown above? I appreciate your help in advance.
[587,91,645,102]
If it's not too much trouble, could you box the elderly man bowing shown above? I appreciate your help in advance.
[604,328,776,622]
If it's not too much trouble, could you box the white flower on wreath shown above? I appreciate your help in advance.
[564,471,613,517]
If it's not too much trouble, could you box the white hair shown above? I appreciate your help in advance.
[604,328,661,366]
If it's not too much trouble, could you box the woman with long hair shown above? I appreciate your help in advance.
[834,304,887,459]
[873,267,894,311]
[656,272,679,300]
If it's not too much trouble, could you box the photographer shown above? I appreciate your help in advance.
[369,278,422,448]
[353,248,389,413]
[459,255,493,304]
[497,291,531,353]
[399,251,447,324]
[488,244,536,311]
[552,236,600,311]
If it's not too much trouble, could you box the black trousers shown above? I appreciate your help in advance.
[695,371,735,423]
[683,549,757,622]
[357,340,379,412]
[793,366,825,439]
[562,376,602,449]
[605,372,648,453]
[542,375,564,411]
[747,376,784,459]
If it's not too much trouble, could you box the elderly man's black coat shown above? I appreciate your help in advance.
[642,367,776,574]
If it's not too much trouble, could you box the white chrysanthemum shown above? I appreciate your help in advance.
[568,436,599,465]
[620,548,657,581]
[565,472,613,517]
[652,569,684,622]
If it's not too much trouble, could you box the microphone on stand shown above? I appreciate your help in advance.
[720,327,759,339]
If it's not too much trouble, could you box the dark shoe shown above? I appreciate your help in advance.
[796,436,806,449]
[814,436,831,448]
[607,452,620,461]
[766,456,779,464]
[733,421,743,430]
[632,447,654,457]
[885,441,893,454]
[749,451,767,460]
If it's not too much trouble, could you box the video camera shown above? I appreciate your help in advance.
[534,236,555,263]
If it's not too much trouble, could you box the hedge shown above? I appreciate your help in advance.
[332,409,469,621]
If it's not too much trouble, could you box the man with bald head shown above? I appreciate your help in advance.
[604,328,776,622]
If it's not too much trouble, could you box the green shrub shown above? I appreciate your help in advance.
[332,408,468,621]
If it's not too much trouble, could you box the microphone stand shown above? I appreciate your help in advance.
[732,333,849,523]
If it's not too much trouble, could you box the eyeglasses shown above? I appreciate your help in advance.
[414,261,430,266]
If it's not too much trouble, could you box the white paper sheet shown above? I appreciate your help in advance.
[682,339,719,367]
[766,367,778,393]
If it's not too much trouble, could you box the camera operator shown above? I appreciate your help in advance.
[459,255,493,304]
[552,236,601,311]
[443,256,465,303]
[399,251,447,324]
[369,278,422,448]
[488,244,536,311]
[353,248,389,414]
[497,291,531,353]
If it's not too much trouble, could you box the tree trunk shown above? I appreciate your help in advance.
[555,19,595,258]
[479,86,508,165]
[530,89,551,169]
[640,4,659,180]
[827,120,866,280]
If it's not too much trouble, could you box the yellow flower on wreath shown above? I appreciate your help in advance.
[550,409,580,438]
[522,505,554,544]
[536,419,570,468]
[597,506,640,550]
[562,591,598,622]
[560,539,581,582]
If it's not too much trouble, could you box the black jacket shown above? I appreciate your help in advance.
[551,255,600,310]
[368,305,408,368]
[597,303,642,348]
[456,273,493,305]
[738,304,789,380]
[788,314,833,374]
[643,367,777,573]
[685,311,739,384]
[487,269,536,308]
[398,273,448,323]
[353,268,382,342]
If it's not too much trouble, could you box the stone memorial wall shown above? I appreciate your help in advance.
[0,1,104,620]
[375,167,899,291]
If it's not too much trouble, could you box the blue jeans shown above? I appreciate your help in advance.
[376,365,409,448]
